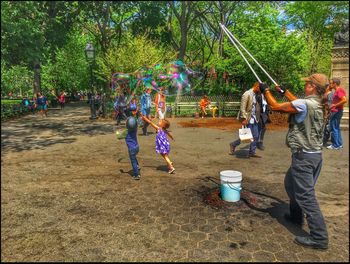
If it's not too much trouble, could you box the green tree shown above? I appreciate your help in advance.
[41,28,90,95]
[1,1,82,94]
[199,2,310,93]
[168,1,210,61]
[1,63,33,97]
[1,1,45,66]
[129,1,170,43]
[284,1,349,75]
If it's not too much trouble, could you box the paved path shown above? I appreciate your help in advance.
[1,102,349,262]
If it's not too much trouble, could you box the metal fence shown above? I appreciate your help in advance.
[164,92,304,103]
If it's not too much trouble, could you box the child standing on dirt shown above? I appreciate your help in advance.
[124,116,141,180]
[141,114,175,174]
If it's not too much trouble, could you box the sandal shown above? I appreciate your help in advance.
[168,167,175,174]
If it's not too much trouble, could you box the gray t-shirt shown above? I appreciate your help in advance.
[291,99,307,123]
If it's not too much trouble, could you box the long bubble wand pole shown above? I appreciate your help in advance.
[219,23,262,83]
[220,23,279,86]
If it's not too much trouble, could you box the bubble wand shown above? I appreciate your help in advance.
[219,23,262,83]
[220,23,280,87]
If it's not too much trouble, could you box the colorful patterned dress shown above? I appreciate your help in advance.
[155,128,170,154]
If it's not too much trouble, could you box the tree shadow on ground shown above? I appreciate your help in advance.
[1,105,117,153]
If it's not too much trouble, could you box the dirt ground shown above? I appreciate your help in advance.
[1,102,349,262]
[178,111,289,130]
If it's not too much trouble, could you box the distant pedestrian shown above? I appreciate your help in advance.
[58,91,66,110]
[128,97,138,117]
[35,92,48,117]
[322,84,335,146]
[21,96,35,114]
[140,88,152,135]
[154,87,166,120]
[327,78,347,150]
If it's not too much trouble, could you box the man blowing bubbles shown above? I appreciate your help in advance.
[259,73,329,250]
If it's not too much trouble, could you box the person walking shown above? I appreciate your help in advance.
[58,91,66,110]
[259,73,329,250]
[326,78,347,150]
[35,92,49,117]
[140,88,152,135]
[229,82,262,158]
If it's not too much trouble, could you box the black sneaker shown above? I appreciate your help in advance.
[294,236,328,250]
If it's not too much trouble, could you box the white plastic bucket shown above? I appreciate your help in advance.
[220,170,242,202]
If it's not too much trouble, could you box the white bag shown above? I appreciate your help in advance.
[239,126,253,142]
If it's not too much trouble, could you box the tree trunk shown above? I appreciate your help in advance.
[218,11,224,57]
[33,62,41,95]
[178,25,188,61]
[178,2,188,61]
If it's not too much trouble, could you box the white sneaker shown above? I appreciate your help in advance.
[326,145,340,150]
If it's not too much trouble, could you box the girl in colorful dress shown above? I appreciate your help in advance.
[141,114,175,174]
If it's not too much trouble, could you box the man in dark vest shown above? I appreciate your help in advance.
[259,73,329,250]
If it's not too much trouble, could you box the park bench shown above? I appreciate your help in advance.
[172,101,241,118]
[221,101,241,119]
[174,102,199,117]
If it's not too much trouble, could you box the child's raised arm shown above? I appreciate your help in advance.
[166,131,174,141]
[141,114,159,130]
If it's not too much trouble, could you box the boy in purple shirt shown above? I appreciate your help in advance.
[125,117,141,180]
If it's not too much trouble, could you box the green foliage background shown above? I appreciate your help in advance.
[1,1,348,98]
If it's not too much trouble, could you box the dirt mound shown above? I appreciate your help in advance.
[178,112,288,130]
[203,188,258,210]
